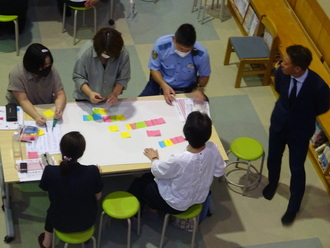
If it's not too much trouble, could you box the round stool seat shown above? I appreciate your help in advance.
[68,6,93,11]
[230,137,264,161]
[174,204,203,219]
[55,226,94,244]
[102,191,140,219]
[0,15,18,22]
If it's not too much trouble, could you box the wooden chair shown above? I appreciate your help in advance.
[223,15,279,88]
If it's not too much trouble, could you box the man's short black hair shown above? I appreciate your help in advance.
[175,23,196,48]
[183,111,212,149]
[286,45,312,70]
[23,43,53,75]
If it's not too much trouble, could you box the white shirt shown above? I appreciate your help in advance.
[151,141,226,211]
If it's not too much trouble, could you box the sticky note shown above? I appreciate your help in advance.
[116,114,126,121]
[28,152,39,159]
[145,120,153,126]
[176,136,186,143]
[93,108,107,115]
[102,116,112,122]
[130,123,136,129]
[38,128,45,136]
[83,115,94,121]
[43,109,55,117]
[92,114,102,120]
[109,125,119,132]
[158,141,166,148]
[136,121,147,129]
[156,118,166,124]
[170,137,179,144]
[147,130,161,137]
[164,139,174,146]
[120,131,131,138]
[126,124,132,130]
[110,115,117,121]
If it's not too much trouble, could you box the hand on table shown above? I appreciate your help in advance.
[162,85,176,105]
[35,115,47,126]
[106,93,119,104]
[54,108,63,119]
[144,148,159,161]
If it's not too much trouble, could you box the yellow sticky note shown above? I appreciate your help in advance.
[108,125,119,132]
[120,131,131,138]
[116,114,126,121]
[43,109,55,117]
[38,128,45,136]
[94,108,107,115]
[126,124,132,130]
[164,139,174,146]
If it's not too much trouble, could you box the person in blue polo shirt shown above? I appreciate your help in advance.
[139,23,210,105]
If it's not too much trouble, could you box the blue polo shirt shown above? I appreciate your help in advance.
[148,34,211,88]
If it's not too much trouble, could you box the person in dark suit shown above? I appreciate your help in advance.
[262,45,330,225]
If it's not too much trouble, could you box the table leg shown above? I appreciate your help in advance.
[0,159,15,243]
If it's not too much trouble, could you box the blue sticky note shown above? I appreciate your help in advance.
[158,141,166,148]
[92,114,102,120]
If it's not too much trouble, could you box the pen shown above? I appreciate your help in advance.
[52,119,57,131]
[44,123,48,132]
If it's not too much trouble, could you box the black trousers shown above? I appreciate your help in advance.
[128,173,183,215]
[267,126,309,212]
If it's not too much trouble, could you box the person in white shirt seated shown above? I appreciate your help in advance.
[128,111,226,214]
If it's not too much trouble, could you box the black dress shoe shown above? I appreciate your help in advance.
[262,183,277,200]
[281,210,297,226]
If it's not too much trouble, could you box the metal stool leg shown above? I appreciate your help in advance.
[62,3,67,32]
[13,19,19,56]
[73,9,78,45]
[97,212,105,248]
[93,6,97,34]
[127,218,131,248]
[159,213,170,248]
[191,217,198,248]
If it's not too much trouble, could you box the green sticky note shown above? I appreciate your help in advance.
[136,121,147,129]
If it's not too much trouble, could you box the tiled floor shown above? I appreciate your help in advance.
[0,0,329,247]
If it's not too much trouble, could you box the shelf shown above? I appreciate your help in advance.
[308,144,330,195]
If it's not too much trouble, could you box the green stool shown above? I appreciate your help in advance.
[52,226,96,248]
[97,191,140,248]
[159,204,203,248]
[224,137,265,195]
[62,3,97,45]
[0,15,19,56]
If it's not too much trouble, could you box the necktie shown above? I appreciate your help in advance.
[289,78,297,107]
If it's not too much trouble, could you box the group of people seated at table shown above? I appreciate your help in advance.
[5,22,224,248]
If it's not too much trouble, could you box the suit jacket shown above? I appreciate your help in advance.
[270,67,330,141]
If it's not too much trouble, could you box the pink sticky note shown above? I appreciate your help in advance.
[147,130,161,137]
[102,116,112,122]
[176,136,186,143]
[145,120,154,126]
[156,118,166,124]
[130,123,137,129]
[170,137,179,144]
[28,152,39,159]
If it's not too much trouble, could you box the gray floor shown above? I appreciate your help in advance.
[0,0,330,247]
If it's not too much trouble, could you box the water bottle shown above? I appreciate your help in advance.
[12,131,22,161]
